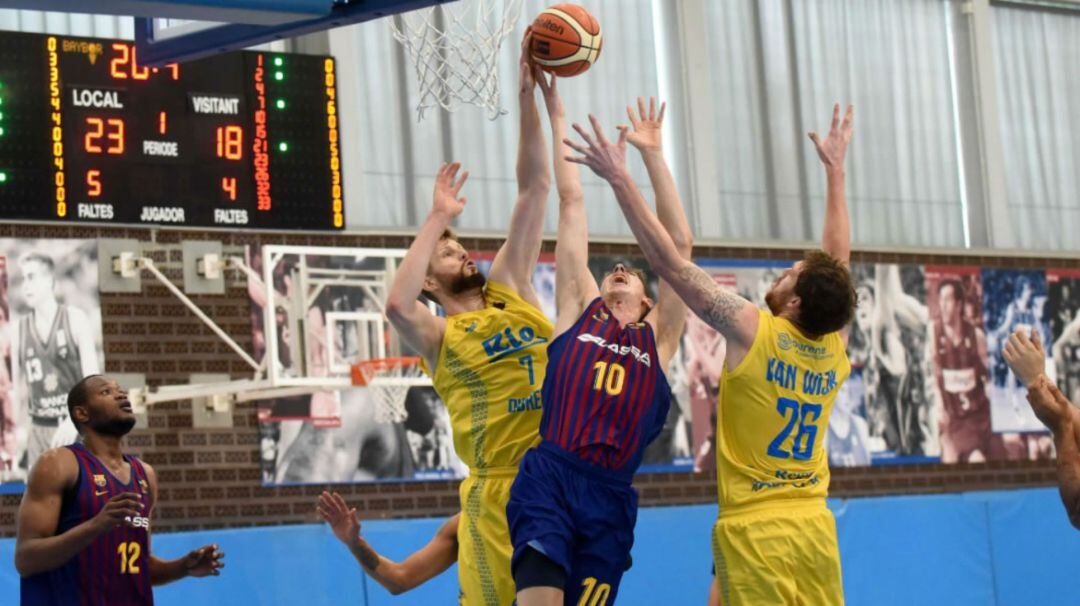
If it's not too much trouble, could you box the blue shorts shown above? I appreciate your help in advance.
[506,442,637,604]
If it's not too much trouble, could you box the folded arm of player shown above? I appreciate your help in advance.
[488,33,552,309]
[142,463,224,585]
[14,448,142,576]
[9,319,28,471]
[624,97,693,368]
[318,491,458,594]
[565,116,758,357]
[1004,330,1080,529]
[538,70,599,336]
[882,263,928,331]
[67,306,100,377]
[871,266,907,376]
[1052,311,1080,367]
[385,163,465,369]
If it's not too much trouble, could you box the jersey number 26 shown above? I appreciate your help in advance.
[766,398,822,460]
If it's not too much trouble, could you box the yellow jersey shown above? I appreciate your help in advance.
[421,280,551,471]
[716,309,850,512]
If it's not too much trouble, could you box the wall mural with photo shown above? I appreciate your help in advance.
[247,246,1074,486]
[0,239,104,493]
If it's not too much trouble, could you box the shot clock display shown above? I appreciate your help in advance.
[0,31,344,230]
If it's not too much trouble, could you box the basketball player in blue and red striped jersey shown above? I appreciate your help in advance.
[507,88,692,606]
[15,374,224,605]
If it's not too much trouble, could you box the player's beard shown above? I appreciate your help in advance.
[450,270,486,294]
[90,415,137,437]
[765,289,786,316]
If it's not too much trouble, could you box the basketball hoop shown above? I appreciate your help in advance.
[390,0,525,120]
[350,356,430,423]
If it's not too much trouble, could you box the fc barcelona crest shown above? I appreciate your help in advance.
[93,474,106,488]
[139,479,149,493]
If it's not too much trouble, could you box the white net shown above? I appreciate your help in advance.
[352,357,429,424]
[390,0,525,120]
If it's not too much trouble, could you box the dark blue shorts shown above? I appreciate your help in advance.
[507,442,638,604]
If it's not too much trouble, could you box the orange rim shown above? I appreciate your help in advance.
[350,356,421,386]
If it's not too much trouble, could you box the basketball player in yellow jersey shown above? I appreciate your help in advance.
[582,104,857,605]
[385,40,551,606]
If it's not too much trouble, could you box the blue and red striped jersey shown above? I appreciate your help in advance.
[539,298,671,479]
[21,443,154,606]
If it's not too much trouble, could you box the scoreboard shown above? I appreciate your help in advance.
[0,31,344,230]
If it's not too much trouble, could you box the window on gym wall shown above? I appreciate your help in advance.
[0,8,134,38]
[698,0,772,241]
[791,0,967,248]
[991,5,1080,252]
[337,18,418,228]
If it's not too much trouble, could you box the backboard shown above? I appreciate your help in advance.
[133,0,455,65]
[249,244,427,392]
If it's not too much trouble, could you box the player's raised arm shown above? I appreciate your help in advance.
[808,104,854,266]
[318,491,458,594]
[488,34,552,307]
[384,163,467,368]
[1004,330,1080,529]
[15,448,141,576]
[566,116,757,353]
[625,97,693,367]
[537,71,599,336]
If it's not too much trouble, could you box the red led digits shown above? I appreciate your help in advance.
[106,118,124,154]
[221,177,237,201]
[84,117,124,154]
[87,170,101,196]
[110,43,180,81]
[216,125,243,160]
[109,43,128,79]
[85,117,103,153]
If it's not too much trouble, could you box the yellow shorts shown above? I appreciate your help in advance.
[712,501,844,606]
[457,468,517,606]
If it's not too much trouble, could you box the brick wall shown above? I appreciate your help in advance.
[0,222,1074,537]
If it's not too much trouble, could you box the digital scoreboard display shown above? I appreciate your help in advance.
[0,31,344,230]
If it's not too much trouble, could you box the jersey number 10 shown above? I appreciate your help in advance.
[592,361,626,396]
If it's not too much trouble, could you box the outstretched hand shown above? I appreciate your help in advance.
[536,68,563,119]
[1003,329,1047,388]
[317,491,362,549]
[432,162,469,218]
[808,103,853,171]
[519,27,538,95]
[1004,329,1071,431]
[183,544,225,578]
[564,114,629,183]
[625,97,666,153]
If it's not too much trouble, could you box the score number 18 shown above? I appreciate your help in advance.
[217,125,243,201]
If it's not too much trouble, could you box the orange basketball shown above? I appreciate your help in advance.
[529,4,602,77]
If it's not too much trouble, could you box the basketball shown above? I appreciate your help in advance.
[529,4,602,77]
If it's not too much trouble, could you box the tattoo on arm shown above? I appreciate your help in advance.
[353,542,380,571]
[676,264,747,334]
